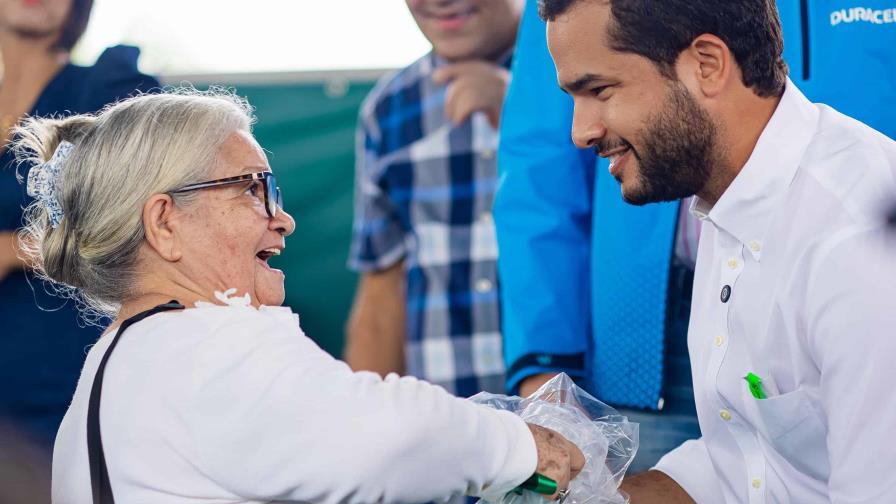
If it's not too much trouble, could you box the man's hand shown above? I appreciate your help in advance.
[432,61,510,128]
[621,471,696,504]
[520,373,559,398]
[527,423,586,500]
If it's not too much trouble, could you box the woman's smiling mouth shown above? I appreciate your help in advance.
[255,247,283,272]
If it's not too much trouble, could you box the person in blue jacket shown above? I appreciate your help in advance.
[494,0,895,472]
[0,0,159,451]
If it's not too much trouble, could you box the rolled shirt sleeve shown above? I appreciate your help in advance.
[653,438,725,504]
[348,98,408,273]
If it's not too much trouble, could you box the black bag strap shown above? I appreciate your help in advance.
[87,301,184,504]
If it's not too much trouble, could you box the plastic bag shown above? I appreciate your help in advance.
[470,374,638,504]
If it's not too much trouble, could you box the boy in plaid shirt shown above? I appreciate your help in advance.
[346,0,523,396]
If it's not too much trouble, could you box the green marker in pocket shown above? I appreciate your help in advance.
[744,372,767,400]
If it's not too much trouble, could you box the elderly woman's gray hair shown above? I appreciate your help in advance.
[12,88,255,319]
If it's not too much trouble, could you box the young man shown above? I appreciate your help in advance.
[495,0,896,474]
[496,0,702,474]
[539,0,896,502]
[346,0,523,397]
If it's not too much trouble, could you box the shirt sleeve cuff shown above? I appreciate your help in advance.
[653,438,725,504]
[505,352,586,394]
[347,242,406,273]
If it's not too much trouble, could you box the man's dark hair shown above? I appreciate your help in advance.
[52,0,94,52]
[539,0,788,98]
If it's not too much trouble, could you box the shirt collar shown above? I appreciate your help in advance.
[690,79,820,261]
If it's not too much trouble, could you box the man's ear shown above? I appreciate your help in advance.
[143,194,182,262]
[677,33,734,99]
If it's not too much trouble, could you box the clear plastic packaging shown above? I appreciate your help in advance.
[471,374,638,504]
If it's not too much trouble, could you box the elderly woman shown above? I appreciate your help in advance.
[13,90,583,503]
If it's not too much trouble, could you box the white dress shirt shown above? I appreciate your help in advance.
[654,80,896,503]
[674,196,703,268]
[52,302,536,503]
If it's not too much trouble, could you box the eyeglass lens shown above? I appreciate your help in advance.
[264,173,282,218]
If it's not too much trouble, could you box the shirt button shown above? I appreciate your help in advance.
[752,478,762,489]
[727,258,739,269]
[481,149,495,160]
[749,240,762,253]
[719,409,732,421]
[720,285,732,303]
[714,335,724,347]
[475,278,493,293]
[479,212,493,224]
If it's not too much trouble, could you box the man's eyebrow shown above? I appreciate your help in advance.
[560,73,607,94]
[241,165,270,174]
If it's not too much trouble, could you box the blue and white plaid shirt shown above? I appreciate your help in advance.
[349,52,507,397]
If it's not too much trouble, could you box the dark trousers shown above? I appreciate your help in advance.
[617,258,700,473]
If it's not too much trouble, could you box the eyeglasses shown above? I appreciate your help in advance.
[170,171,283,218]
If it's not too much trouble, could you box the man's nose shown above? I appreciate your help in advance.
[571,106,607,149]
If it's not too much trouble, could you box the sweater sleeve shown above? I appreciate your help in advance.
[182,307,536,503]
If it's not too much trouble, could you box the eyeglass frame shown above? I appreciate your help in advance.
[170,171,283,219]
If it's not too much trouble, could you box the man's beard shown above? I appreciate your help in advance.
[604,81,722,206]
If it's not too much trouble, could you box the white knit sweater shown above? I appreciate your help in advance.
[52,301,535,503]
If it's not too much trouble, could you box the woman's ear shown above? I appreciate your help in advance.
[142,194,182,262]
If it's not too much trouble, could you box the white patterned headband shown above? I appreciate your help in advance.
[26,141,74,229]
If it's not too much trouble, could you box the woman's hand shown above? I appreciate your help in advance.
[527,423,586,500]
[0,232,24,282]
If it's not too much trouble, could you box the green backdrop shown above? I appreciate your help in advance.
[186,76,378,356]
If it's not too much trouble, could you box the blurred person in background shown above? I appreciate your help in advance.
[0,421,51,504]
[0,0,158,454]
[13,90,584,503]
[495,0,896,473]
[345,0,523,398]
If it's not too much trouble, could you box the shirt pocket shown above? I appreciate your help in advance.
[754,388,830,481]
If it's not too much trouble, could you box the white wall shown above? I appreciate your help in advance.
[73,0,431,74]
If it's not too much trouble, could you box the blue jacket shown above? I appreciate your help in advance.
[782,1,896,139]
[495,0,896,408]
[0,46,159,446]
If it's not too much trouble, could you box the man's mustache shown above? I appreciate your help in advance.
[594,138,636,158]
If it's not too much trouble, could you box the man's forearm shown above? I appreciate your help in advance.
[344,318,405,376]
[621,471,695,504]
[344,267,406,376]
[519,373,559,397]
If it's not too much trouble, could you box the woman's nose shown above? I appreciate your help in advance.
[271,206,296,237]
